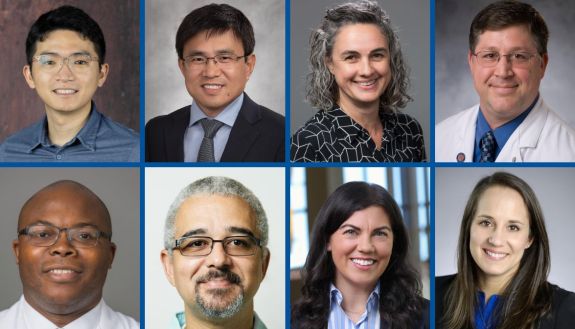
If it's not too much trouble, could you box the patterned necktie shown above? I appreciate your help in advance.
[197,118,224,162]
[479,130,497,162]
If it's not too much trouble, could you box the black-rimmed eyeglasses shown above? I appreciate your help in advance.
[172,235,262,257]
[18,224,111,248]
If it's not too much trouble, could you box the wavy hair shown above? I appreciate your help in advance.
[306,0,411,112]
[441,172,552,329]
[291,181,424,329]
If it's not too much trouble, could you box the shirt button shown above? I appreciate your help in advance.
[56,155,62,160]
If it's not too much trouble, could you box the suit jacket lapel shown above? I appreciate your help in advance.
[221,94,261,161]
[166,106,190,161]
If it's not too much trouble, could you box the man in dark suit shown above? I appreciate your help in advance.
[145,3,284,162]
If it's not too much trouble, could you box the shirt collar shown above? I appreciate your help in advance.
[329,282,381,313]
[28,102,102,153]
[173,310,267,329]
[21,295,104,329]
[189,93,243,128]
[475,94,538,153]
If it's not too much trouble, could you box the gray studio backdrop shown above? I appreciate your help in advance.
[435,167,575,293]
[145,167,286,329]
[290,0,430,157]
[435,0,575,126]
[145,0,285,122]
[0,168,139,320]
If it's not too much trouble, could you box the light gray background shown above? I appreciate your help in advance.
[290,0,430,157]
[145,0,285,122]
[435,167,575,293]
[0,168,139,321]
[435,0,575,126]
[145,167,286,329]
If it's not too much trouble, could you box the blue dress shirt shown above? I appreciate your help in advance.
[328,282,381,329]
[0,103,139,162]
[183,94,243,162]
[474,291,501,329]
[473,95,538,162]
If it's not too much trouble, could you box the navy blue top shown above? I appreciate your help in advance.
[0,103,139,162]
[473,95,538,162]
[474,291,501,329]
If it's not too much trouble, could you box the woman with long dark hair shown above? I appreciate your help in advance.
[292,181,428,328]
[437,172,575,329]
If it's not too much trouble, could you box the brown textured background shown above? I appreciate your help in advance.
[0,0,139,142]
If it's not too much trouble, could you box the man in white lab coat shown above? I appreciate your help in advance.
[435,0,575,162]
[0,180,139,329]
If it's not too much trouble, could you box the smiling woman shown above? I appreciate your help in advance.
[290,0,426,163]
[291,181,428,329]
[436,172,575,329]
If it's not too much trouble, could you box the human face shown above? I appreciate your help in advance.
[178,30,255,117]
[328,206,393,292]
[12,183,115,318]
[469,186,533,287]
[468,25,548,128]
[23,29,109,117]
[327,24,391,112]
[161,195,269,321]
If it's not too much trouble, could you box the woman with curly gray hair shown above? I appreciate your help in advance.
[290,0,426,162]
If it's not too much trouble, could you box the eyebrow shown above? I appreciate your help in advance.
[179,226,257,239]
[185,49,239,57]
[339,223,392,232]
[37,51,93,57]
[476,215,527,225]
[20,220,101,230]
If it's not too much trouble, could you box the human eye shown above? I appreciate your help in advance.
[73,228,98,241]
[188,56,206,64]
[181,237,210,251]
[373,230,389,238]
[216,54,234,63]
[72,55,91,66]
[342,53,359,63]
[371,52,386,61]
[508,224,520,231]
[477,218,492,227]
[38,55,58,66]
[511,52,530,62]
[28,226,56,240]
[342,228,358,236]
[226,237,253,249]
[479,51,498,61]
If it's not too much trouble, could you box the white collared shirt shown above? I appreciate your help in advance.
[0,295,139,329]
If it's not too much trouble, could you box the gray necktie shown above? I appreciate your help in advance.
[197,118,224,162]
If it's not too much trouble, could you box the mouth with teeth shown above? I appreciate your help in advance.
[483,248,508,260]
[351,258,376,268]
[202,84,224,90]
[53,88,78,95]
[45,267,82,282]
[354,79,378,89]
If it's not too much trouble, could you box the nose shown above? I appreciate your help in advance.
[358,57,375,77]
[48,230,77,257]
[357,233,375,253]
[205,241,232,268]
[493,55,514,78]
[202,58,221,78]
[55,58,75,81]
[487,228,504,246]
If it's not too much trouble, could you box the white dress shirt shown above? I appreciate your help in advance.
[0,295,139,329]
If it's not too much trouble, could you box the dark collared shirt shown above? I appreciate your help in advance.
[290,107,426,162]
[0,103,139,162]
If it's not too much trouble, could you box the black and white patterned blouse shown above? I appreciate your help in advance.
[290,107,426,162]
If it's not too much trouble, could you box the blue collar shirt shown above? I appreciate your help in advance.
[328,282,381,329]
[473,95,538,162]
[0,103,139,162]
[474,291,501,329]
[183,93,243,162]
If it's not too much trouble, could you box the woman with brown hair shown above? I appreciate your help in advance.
[436,172,575,329]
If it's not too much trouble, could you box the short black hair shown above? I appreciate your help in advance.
[25,5,106,66]
[175,3,255,60]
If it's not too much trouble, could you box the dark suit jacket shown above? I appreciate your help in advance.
[436,274,575,329]
[145,93,284,162]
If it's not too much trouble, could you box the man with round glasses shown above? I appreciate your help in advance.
[436,0,575,162]
[145,3,284,162]
[0,5,139,162]
[160,176,271,329]
[0,180,139,328]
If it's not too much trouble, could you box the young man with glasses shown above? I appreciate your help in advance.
[435,0,575,162]
[0,180,139,328]
[0,6,139,162]
[145,4,284,162]
[160,176,271,329]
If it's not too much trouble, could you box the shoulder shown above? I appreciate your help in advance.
[391,111,423,131]
[0,298,22,326]
[293,110,335,138]
[146,106,190,130]
[0,120,43,161]
[550,284,575,318]
[436,274,456,291]
[100,301,139,328]
[436,105,478,129]
[290,111,333,162]
[99,113,139,141]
